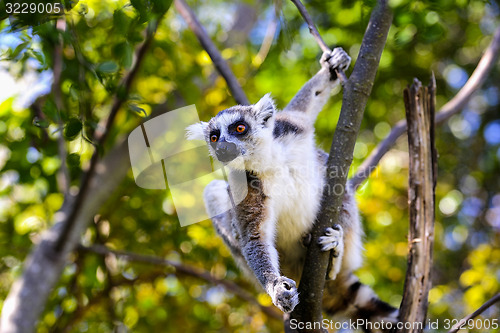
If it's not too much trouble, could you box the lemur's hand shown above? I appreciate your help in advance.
[271,276,299,313]
[320,47,351,80]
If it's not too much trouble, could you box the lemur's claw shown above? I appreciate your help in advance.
[271,276,299,313]
[318,225,343,255]
[320,47,351,76]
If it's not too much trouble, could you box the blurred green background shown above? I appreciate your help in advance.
[0,0,499,332]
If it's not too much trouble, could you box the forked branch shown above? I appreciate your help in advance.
[351,26,500,189]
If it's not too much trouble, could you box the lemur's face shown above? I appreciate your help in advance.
[186,94,276,169]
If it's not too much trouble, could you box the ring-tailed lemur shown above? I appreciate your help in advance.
[187,48,398,330]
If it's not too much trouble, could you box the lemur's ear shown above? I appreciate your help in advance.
[186,122,208,141]
[254,93,275,126]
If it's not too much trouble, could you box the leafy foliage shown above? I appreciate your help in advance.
[0,0,499,332]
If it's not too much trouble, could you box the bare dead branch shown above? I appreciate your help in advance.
[396,76,437,333]
[79,244,282,320]
[448,293,500,333]
[174,0,250,105]
[351,25,500,189]
[289,0,347,83]
[289,1,392,330]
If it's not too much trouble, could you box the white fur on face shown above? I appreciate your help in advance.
[185,122,208,141]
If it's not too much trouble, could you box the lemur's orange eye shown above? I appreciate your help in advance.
[210,135,218,142]
[236,124,246,133]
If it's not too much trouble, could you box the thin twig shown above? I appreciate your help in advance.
[351,25,500,189]
[253,15,278,68]
[289,0,348,83]
[67,17,92,120]
[52,18,70,195]
[174,0,250,105]
[54,18,162,252]
[79,244,282,320]
[448,293,500,333]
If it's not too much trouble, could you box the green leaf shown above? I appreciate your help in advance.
[113,42,133,69]
[69,85,79,101]
[66,153,81,167]
[42,99,59,122]
[130,0,149,23]
[96,61,119,74]
[113,9,129,36]
[129,103,147,117]
[31,49,46,67]
[64,118,82,141]
[152,0,173,16]
[11,42,29,59]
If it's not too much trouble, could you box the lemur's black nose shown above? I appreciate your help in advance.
[215,140,239,162]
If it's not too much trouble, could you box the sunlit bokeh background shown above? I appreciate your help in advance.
[0,0,499,332]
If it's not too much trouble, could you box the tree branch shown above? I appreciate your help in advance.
[395,77,437,333]
[448,293,500,333]
[174,0,250,105]
[79,244,282,320]
[351,25,500,189]
[54,18,161,252]
[289,0,347,83]
[57,272,164,332]
[0,18,164,333]
[289,1,392,330]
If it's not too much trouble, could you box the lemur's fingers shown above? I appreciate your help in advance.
[328,47,351,73]
[318,225,343,254]
[271,276,299,313]
[320,50,333,70]
[320,48,351,81]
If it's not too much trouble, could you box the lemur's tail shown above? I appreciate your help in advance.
[323,273,399,333]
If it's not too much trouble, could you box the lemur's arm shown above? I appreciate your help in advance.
[284,48,350,119]
[204,177,299,313]
[235,174,299,313]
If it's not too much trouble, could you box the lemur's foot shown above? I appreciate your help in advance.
[320,47,351,79]
[318,225,343,257]
[271,276,299,313]
[319,225,345,280]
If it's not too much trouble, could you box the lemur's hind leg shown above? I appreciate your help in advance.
[318,225,344,280]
